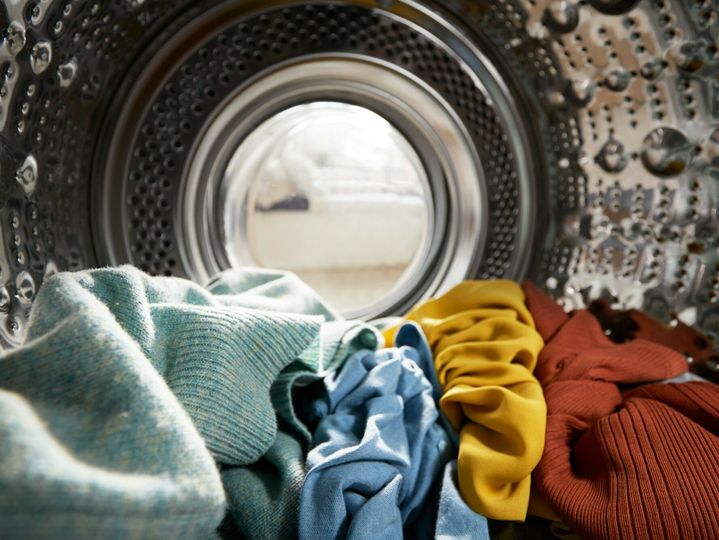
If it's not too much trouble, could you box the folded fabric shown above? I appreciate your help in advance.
[588,298,719,383]
[435,461,490,540]
[521,282,689,387]
[220,421,305,540]
[0,265,325,539]
[384,281,546,521]
[522,283,719,539]
[522,284,688,387]
[208,268,381,540]
[299,323,451,540]
[539,381,719,540]
[221,323,380,540]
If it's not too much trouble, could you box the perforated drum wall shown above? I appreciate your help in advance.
[0,0,716,361]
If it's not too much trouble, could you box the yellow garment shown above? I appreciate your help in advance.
[384,281,546,521]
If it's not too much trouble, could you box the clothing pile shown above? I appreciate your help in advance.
[0,266,717,540]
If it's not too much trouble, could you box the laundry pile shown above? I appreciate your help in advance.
[0,266,717,540]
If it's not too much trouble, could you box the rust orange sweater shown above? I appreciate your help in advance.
[523,283,719,540]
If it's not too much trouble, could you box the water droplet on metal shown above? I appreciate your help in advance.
[15,271,35,304]
[8,317,20,334]
[16,154,38,194]
[5,22,27,55]
[44,259,58,278]
[30,5,42,24]
[28,0,53,26]
[547,89,566,107]
[57,57,77,88]
[677,40,709,73]
[596,137,629,173]
[568,78,596,107]
[543,1,580,33]
[0,286,10,312]
[641,127,693,178]
[604,69,632,92]
[640,59,667,80]
[30,41,52,74]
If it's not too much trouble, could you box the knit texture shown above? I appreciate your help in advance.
[209,268,380,447]
[522,283,719,540]
[0,265,381,540]
[208,268,382,540]
[384,281,546,521]
[1,264,323,539]
[588,299,718,383]
[220,325,379,540]
[221,421,305,539]
[299,323,451,540]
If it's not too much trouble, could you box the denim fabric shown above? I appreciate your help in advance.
[221,321,381,540]
[299,323,451,540]
[435,461,490,540]
[400,321,492,540]
[394,322,441,400]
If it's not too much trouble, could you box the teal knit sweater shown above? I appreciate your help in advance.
[0,266,378,539]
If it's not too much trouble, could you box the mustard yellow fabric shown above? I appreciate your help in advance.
[384,280,546,521]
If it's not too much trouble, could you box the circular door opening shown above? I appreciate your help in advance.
[96,1,539,322]
[222,102,433,317]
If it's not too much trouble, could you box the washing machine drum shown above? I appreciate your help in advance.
[0,0,717,350]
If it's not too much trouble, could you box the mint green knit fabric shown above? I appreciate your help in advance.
[0,266,327,539]
[208,269,382,540]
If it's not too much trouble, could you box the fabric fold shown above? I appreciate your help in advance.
[299,324,451,540]
[0,266,256,539]
[207,268,382,540]
[522,282,719,540]
[0,265,354,539]
[434,460,490,540]
[384,280,546,521]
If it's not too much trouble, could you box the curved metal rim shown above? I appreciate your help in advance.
[222,101,437,316]
[95,0,541,319]
[181,54,486,319]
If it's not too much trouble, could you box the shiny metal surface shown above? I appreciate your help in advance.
[519,0,719,346]
[97,2,537,319]
[0,0,715,353]
[179,56,486,318]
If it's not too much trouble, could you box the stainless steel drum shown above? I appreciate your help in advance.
[0,0,717,356]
